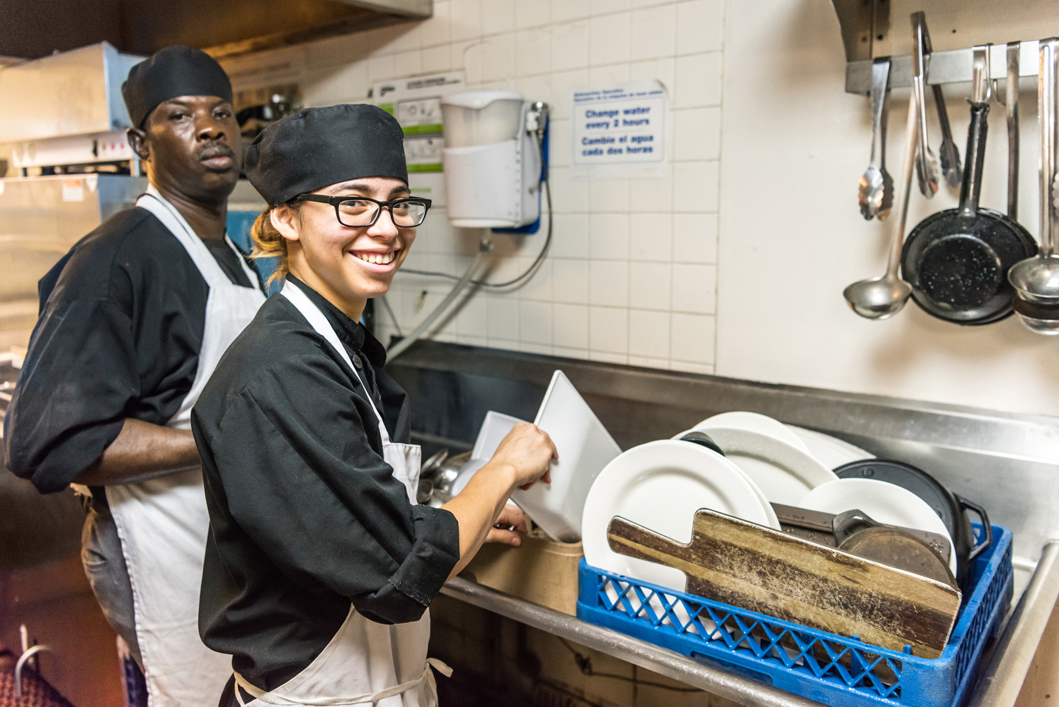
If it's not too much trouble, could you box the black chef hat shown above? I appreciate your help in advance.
[122,46,233,128]
[245,104,408,207]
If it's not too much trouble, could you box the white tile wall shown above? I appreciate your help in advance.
[222,0,725,374]
[589,214,629,259]
[631,257,671,303]
[516,0,550,28]
[630,5,676,62]
[551,0,590,24]
[588,260,629,307]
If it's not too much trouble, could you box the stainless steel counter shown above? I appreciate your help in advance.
[441,578,820,707]
[388,341,1059,706]
[443,548,1059,707]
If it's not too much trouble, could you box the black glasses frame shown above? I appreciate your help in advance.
[297,194,433,227]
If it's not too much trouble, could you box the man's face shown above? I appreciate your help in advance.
[136,96,241,202]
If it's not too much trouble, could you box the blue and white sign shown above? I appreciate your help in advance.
[572,81,668,179]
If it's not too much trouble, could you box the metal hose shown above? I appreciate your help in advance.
[385,244,488,362]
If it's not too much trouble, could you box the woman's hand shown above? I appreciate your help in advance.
[442,423,557,578]
[485,503,528,546]
[489,422,557,490]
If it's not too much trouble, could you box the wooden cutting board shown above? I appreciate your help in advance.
[606,509,961,658]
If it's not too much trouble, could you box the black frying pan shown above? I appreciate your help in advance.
[902,50,1037,325]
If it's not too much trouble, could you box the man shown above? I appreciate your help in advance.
[3,46,265,707]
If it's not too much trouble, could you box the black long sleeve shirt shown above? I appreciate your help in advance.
[192,277,460,690]
[3,206,255,495]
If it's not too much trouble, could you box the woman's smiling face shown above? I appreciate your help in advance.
[274,176,417,320]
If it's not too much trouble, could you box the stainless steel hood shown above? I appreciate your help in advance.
[0,43,142,143]
[0,0,431,62]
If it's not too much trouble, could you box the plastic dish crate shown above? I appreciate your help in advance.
[577,525,1012,707]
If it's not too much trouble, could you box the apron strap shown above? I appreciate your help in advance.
[233,659,452,706]
[279,280,391,444]
[137,187,263,295]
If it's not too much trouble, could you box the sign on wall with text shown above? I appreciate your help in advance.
[572,80,668,180]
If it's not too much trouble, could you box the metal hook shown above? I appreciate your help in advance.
[973,46,991,104]
[992,44,1005,105]
[14,645,53,698]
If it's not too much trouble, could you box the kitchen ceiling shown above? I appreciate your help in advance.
[0,0,431,61]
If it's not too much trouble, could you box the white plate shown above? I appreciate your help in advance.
[785,425,874,470]
[800,478,957,575]
[512,370,622,542]
[582,440,778,592]
[671,430,781,531]
[449,457,489,497]
[446,412,528,499]
[694,411,812,454]
[472,411,525,460]
[677,427,837,506]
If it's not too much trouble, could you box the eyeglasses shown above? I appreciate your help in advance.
[297,194,432,228]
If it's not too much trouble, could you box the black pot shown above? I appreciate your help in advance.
[834,459,991,590]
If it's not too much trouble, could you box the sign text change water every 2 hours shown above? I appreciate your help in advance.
[572,81,668,179]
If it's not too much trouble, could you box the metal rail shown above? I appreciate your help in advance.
[846,41,1044,94]
[968,541,1059,707]
[441,578,821,707]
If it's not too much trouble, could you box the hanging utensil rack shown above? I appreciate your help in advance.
[846,42,1043,94]
[832,0,1059,94]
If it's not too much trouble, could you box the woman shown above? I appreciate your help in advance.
[191,104,556,707]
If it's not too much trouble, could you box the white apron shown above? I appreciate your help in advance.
[231,280,450,707]
[106,187,266,707]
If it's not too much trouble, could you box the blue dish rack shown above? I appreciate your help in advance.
[577,525,1013,707]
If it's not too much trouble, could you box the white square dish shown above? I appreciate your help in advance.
[511,370,622,542]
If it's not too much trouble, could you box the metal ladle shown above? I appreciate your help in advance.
[844,84,920,319]
[1009,38,1059,334]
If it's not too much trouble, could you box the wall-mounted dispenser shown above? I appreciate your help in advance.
[441,91,548,230]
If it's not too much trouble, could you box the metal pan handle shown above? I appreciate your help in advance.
[958,47,992,218]
[957,494,993,561]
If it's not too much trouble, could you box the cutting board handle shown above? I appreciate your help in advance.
[607,516,697,570]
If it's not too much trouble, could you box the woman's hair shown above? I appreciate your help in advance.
[250,201,300,287]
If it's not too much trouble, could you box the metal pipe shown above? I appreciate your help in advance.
[14,645,52,698]
[385,246,487,361]
[441,577,822,707]
[967,541,1059,707]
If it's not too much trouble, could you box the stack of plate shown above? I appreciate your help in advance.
[581,411,960,593]
[581,438,783,591]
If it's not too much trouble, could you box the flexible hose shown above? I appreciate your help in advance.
[385,247,488,362]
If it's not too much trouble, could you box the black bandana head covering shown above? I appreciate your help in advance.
[122,46,233,128]
[244,104,408,207]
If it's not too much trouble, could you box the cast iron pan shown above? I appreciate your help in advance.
[902,99,1037,325]
[835,459,991,590]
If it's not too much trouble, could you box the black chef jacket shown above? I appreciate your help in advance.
[3,206,257,495]
[192,276,461,691]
